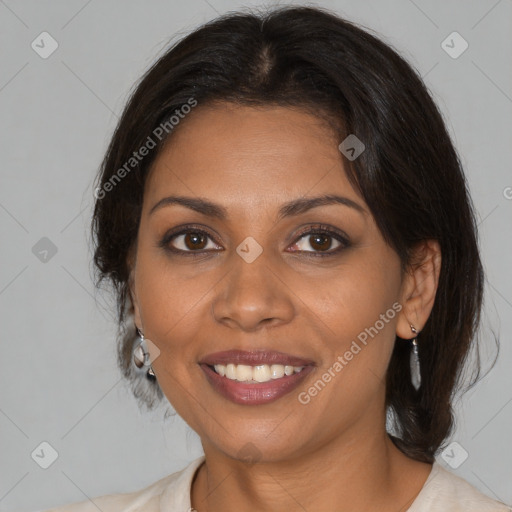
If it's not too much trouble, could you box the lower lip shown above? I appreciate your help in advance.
[200,364,314,405]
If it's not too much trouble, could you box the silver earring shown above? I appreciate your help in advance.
[409,325,421,391]
[134,328,156,380]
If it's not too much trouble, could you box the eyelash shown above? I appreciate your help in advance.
[158,223,351,258]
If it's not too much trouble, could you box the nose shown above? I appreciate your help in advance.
[211,251,295,332]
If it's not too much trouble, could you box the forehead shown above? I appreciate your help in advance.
[144,104,361,212]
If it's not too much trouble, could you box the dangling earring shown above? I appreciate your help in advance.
[409,325,421,390]
[134,328,156,380]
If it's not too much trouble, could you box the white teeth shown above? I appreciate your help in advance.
[253,365,271,382]
[226,363,236,379]
[211,363,305,383]
[214,364,225,377]
[270,364,284,379]
[236,364,253,382]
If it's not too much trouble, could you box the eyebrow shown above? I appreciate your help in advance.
[148,194,366,220]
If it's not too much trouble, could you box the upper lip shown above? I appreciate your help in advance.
[199,350,315,367]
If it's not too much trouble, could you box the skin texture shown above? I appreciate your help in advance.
[129,103,441,512]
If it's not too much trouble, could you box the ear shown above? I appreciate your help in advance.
[127,247,142,331]
[396,240,441,339]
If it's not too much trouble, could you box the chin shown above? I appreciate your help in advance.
[204,429,311,465]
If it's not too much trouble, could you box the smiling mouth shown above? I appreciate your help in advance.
[209,363,306,383]
[198,349,315,404]
[200,362,314,405]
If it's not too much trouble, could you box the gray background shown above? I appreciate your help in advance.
[1,0,511,510]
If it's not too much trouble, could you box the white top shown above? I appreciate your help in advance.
[45,456,511,511]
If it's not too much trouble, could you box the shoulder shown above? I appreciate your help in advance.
[409,461,511,512]
[43,456,205,512]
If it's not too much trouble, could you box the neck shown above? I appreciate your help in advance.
[191,421,432,512]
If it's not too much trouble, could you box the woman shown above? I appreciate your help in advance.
[47,5,510,511]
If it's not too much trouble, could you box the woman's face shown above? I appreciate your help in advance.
[131,103,408,462]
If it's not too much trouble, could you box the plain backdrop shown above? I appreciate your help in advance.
[0,0,511,510]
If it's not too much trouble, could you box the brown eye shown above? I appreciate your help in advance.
[183,232,208,250]
[291,232,342,253]
[163,229,221,253]
[288,225,350,256]
[308,234,333,251]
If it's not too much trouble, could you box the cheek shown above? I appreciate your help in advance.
[314,253,400,332]
[132,247,201,370]
[133,251,206,420]
[308,250,402,382]
[133,235,209,332]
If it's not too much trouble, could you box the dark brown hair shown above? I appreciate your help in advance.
[92,6,485,463]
